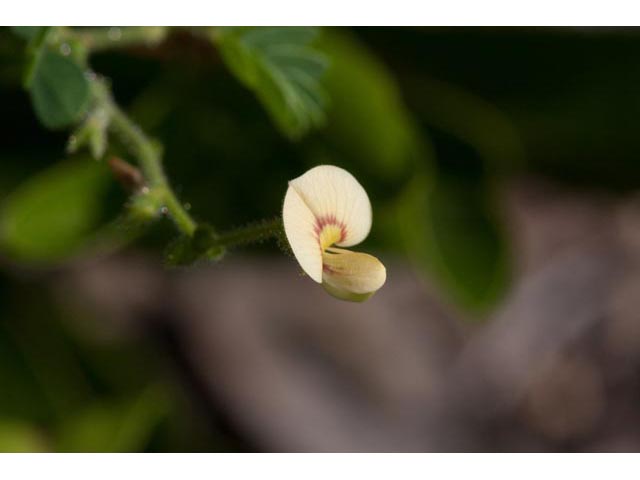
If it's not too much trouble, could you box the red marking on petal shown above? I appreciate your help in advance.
[314,215,347,243]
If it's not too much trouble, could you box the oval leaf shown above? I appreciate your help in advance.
[319,30,424,181]
[398,174,511,315]
[0,158,111,262]
[29,50,90,129]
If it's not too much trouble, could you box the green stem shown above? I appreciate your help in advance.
[93,80,197,236]
[162,187,197,236]
[216,218,283,249]
[57,27,285,250]
[64,27,169,52]
[105,96,165,185]
[166,218,284,266]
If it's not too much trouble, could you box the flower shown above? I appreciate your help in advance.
[282,165,386,302]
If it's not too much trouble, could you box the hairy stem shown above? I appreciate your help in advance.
[162,187,197,236]
[93,80,197,236]
[104,94,165,185]
[216,218,284,249]
[54,26,196,237]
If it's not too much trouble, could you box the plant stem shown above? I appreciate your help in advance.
[45,26,287,262]
[162,188,197,236]
[64,27,169,52]
[93,80,197,236]
[216,218,283,249]
[105,96,165,185]
[60,28,283,250]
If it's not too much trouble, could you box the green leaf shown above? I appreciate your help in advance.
[217,27,328,140]
[397,174,511,315]
[319,30,426,180]
[29,49,90,129]
[0,158,111,263]
[22,26,52,88]
[56,387,169,453]
[10,26,46,41]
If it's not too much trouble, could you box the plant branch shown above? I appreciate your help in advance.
[53,27,286,257]
[216,218,284,249]
[102,89,165,185]
[63,27,169,52]
[92,79,197,236]
[162,188,197,237]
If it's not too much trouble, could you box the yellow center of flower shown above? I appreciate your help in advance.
[318,223,344,251]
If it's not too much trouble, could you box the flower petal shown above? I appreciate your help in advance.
[288,165,372,247]
[321,247,386,301]
[282,185,323,282]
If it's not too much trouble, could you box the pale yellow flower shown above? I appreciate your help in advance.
[282,165,386,302]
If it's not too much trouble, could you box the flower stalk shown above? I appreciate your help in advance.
[90,78,197,236]
[215,218,284,249]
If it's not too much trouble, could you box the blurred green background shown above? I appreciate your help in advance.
[1,27,639,452]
